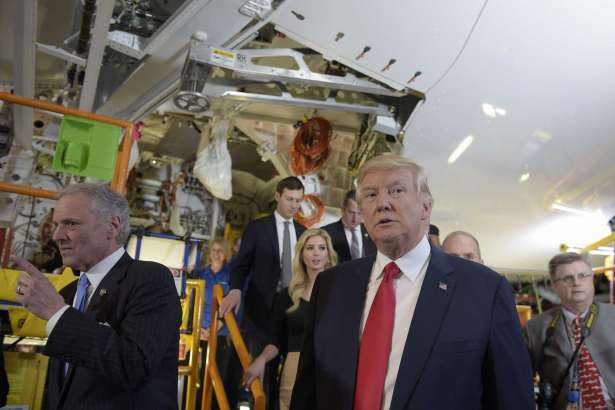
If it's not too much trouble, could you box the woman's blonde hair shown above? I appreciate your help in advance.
[206,237,230,265]
[287,229,338,313]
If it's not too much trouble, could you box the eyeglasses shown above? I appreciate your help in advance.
[552,272,593,285]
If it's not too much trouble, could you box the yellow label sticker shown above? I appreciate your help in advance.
[211,48,236,67]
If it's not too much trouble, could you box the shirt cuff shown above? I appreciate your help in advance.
[46,305,70,336]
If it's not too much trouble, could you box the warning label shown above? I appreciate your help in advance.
[211,48,236,68]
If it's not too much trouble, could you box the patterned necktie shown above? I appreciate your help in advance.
[354,262,401,410]
[281,221,292,287]
[350,228,361,260]
[65,273,90,375]
[573,316,607,409]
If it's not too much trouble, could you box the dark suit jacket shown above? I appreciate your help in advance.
[230,214,305,333]
[44,253,181,410]
[291,246,534,410]
[322,220,376,263]
[525,303,615,409]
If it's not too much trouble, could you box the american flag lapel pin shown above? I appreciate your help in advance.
[438,282,448,291]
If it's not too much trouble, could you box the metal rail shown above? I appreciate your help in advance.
[0,91,134,193]
[203,284,265,410]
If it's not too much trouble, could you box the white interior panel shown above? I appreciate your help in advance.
[272,0,486,92]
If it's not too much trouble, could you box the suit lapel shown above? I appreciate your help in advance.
[360,224,373,256]
[339,256,374,403]
[553,310,572,358]
[86,253,132,317]
[336,220,351,259]
[59,253,133,400]
[390,247,456,410]
[266,215,280,259]
[293,220,305,239]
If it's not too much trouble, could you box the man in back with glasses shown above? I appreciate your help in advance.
[525,252,615,409]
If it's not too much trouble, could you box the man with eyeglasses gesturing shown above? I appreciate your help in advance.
[526,252,615,409]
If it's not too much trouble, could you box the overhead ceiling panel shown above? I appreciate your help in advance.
[271,0,486,92]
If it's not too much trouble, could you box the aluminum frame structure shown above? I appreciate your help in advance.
[176,43,424,135]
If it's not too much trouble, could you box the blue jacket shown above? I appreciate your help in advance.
[197,264,230,336]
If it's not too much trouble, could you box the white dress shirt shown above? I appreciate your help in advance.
[561,307,613,409]
[360,235,431,410]
[46,247,126,336]
[274,210,297,264]
[343,224,363,257]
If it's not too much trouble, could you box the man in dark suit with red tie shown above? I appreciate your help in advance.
[291,154,534,410]
[13,183,181,410]
[322,190,376,263]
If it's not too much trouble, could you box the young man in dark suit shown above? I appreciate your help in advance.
[291,154,534,410]
[323,190,376,262]
[220,176,306,405]
[13,183,181,410]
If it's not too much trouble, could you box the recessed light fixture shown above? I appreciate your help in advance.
[482,103,496,118]
[519,172,530,183]
[482,103,507,118]
[448,135,474,164]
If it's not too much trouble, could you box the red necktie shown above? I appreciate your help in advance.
[354,262,401,410]
[573,316,607,409]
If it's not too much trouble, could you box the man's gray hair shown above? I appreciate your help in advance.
[58,183,131,244]
[357,153,434,205]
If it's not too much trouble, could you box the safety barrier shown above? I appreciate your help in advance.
[202,284,265,410]
[0,91,133,194]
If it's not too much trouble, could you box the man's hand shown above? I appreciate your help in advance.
[219,289,242,316]
[11,255,68,321]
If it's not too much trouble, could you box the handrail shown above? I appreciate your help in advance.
[203,284,266,410]
[182,279,205,410]
[0,91,132,128]
[580,232,615,254]
[0,91,133,193]
[0,182,57,199]
[593,265,615,274]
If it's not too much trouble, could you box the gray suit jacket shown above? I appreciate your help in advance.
[525,303,615,409]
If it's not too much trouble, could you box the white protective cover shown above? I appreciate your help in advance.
[193,118,233,200]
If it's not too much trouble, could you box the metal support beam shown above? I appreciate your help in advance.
[204,80,395,117]
[79,0,115,112]
[13,0,37,149]
[191,46,405,97]
[36,43,87,67]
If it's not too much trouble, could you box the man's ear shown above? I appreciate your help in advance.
[421,198,433,220]
[108,215,121,240]
[274,191,281,203]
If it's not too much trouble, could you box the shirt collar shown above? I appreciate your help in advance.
[342,221,361,233]
[274,210,293,225]
[561,306,590,323]
[83,247,125,290]
[374,235,431,282]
